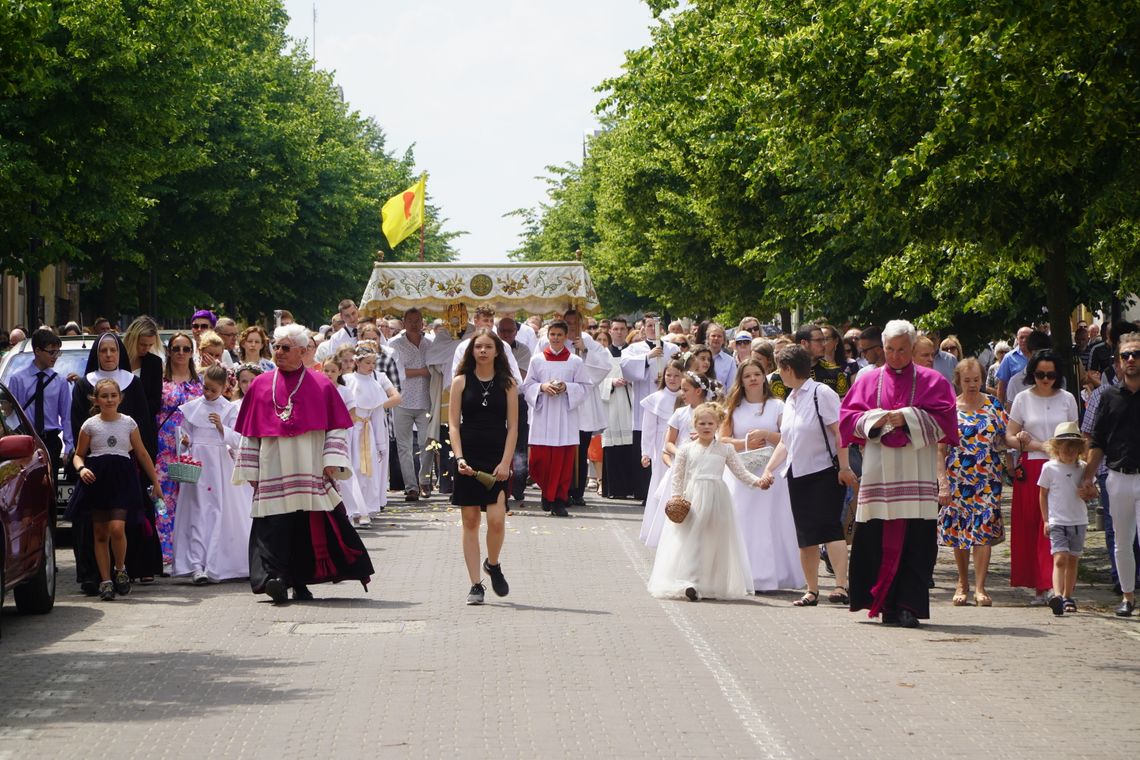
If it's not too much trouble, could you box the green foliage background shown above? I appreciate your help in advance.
[510,0,1140,354]
[0,0,459,327]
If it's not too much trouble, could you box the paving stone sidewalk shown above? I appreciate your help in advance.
[1,492,1138,759]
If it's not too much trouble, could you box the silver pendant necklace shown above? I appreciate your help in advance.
[477,376,494,407]
[272,368,305,421]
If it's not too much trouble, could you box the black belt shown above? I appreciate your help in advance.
[1110,466,1140,475]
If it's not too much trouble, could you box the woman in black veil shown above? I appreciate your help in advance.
[70,332,162,592]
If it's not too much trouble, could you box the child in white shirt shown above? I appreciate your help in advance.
[1037,422,1095,616]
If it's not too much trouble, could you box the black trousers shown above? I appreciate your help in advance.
[569,430,593,500]
[631,430,653,503]
[510,402,530,501]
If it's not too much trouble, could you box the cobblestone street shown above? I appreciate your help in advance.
[2,493,1138,759]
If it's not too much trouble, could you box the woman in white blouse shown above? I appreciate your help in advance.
[1005,349,1078,603]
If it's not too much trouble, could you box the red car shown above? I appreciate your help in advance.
[0,381,56,638]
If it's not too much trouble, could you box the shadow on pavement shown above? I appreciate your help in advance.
[294,597,419,610]
[0,602,104,651]
[0,648,312,728]
[499,601,612,616]
[898,622,1050,638]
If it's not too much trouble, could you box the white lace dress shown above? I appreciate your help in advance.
[648,440,758,600]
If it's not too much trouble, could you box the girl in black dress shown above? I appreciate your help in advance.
[448,328,519,605]
[70,333,163,592]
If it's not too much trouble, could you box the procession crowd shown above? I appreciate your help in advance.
[6,301,1140,621]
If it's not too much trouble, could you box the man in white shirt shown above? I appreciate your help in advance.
[497,317,533,506]
[516,315,541,352]
[452,306,522,383]
[322,299,362,359]
[388,307,435,500]
[620,312,679,501]
[705,322,737,388]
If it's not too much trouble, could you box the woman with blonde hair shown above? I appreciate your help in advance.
[122,315,164,422]
[937,358,1007,606]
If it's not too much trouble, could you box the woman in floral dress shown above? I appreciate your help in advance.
[937,358,1006,607]
[155,332,204,567]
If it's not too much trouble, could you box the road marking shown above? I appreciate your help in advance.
[600,505,790,759]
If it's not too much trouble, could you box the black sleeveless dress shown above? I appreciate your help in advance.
[450,369,509,509]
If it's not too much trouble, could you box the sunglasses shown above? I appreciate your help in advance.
[169,345,193,354]
[273,344,296,352]
[1120,350,1140,361]
[191,323,211,330]
[743,326,760,333]
[1034,371,1059,381]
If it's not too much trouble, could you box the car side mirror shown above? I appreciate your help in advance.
[0,434,36,460]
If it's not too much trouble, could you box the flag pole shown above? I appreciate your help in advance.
[418,172,426,262]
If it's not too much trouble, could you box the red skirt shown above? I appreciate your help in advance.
[1009,457,1052,592]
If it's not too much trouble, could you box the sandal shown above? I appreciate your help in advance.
[1063,597,1077,613]
[793,591,819,607]
[974,592,992,607]
[828,586,849,605]
[952,589,970,606]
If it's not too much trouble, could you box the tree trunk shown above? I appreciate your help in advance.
[1042,240,1075,392]
[779,308,792,334]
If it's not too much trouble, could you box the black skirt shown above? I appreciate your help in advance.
[248,505,374,593]
[64,454,145,520]
[786,466,846,547]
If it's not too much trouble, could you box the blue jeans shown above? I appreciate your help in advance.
[1098,472,1140,585]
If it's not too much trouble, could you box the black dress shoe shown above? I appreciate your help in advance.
[80,581,100,596]
[265,577,289,605]
[551,501,570,517]
[541,499,552,512]
[897,609,920,628]
[1115,600,1135,617]
[881,611,899,626]
[404,489,420,502]
[570,495,587,507]
[292,585,314,601]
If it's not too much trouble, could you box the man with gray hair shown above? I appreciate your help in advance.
[215,317,240,366]
[233,323,373,604]
[840,319,958,628]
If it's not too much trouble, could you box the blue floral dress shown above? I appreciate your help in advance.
[939,395,1006,548]
[156,379,203,564]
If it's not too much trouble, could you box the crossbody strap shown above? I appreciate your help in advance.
[812,386,836,464]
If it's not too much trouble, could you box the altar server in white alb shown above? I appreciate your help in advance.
[621,312,680,502]
[172,365,253,584]
[523,319,601,517]
[344,345,401,524]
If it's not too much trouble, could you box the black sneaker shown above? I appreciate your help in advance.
[483,559,509,597]
[113,568,131,597]
[98,581,115,601]
[466,582,485,605]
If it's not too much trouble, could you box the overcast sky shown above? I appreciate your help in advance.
[280,0,656,264]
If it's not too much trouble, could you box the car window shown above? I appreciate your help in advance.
[0,350,90,388]
[0,385,27,437]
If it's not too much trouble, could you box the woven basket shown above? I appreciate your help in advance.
[167,461,202,484]
[664,497,691,524]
